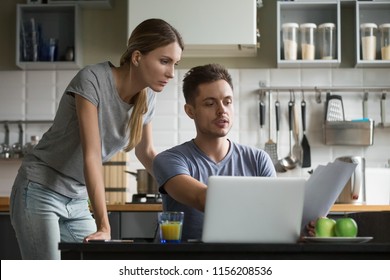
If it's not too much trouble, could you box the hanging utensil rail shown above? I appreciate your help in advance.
[258,86,389,92]
[258,86,390,105]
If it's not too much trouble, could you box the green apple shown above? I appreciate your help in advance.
[315,217,336,237]
[335,218,358,237]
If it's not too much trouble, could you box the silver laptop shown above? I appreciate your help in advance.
[202,176,306,243]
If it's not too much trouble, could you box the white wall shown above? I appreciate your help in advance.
[1,68,389,200]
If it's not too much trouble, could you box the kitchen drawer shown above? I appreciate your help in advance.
[120,212,158,240]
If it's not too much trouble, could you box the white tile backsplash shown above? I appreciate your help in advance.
[362,69,390,87]
[301,68,331,87]
[332,69,363,87]
[270,69,301,86]
[0,67,389,200]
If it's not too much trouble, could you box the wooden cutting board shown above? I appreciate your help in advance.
[104,152,127,204]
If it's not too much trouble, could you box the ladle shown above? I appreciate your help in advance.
[0,123,10,158]
[279,94,297,170]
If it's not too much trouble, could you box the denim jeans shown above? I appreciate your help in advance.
[10,173,96,260]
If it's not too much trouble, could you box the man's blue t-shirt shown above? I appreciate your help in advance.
[153,139,276,240]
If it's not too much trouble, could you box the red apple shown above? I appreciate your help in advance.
[335,218,358,237]
[315,217,336,237]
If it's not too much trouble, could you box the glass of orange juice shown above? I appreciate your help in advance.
[158,212,184,243]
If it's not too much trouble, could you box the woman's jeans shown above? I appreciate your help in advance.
[10,173,96,260]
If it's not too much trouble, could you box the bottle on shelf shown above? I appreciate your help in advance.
[318,23,336,60]
[300,23,317,60]
[379,23,390,60]
[282,22,299,60]
[360,23,378,61]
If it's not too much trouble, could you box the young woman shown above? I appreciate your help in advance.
[10,18,184,259]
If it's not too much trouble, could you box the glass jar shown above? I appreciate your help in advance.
[360,23,378,61]
[300,23,317,60]
[282,22,299,60]
[379,23,390,60]
[318,23,336,60]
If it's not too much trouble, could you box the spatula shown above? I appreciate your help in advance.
[264,91,278,163]
[258,91,265,146]
[301,95,311,168]
[274,95,286,173]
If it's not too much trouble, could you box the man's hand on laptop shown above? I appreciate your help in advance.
[306,220,316,236]
[300,220,316,241]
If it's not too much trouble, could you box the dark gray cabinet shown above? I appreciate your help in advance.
[0,210,157,259]
[120,212,158,241]
[0,213,21,260]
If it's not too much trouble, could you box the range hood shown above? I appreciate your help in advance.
[128,0,258,57]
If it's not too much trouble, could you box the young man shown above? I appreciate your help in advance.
[153,64,276,240]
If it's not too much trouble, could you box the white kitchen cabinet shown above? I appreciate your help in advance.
[277,1,341,68]
[355,1,390,68]
[128,0,258,58]
[16,4,82,70]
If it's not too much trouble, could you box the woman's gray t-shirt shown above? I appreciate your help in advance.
[21,61,156,199]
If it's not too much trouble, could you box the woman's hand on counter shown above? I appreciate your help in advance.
[83,230,111,243]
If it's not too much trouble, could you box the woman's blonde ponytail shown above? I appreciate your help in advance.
[123,89,148,152]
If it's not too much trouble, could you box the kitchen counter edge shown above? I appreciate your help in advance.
[1,196,389,212]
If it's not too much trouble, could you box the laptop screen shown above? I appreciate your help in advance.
[202,176,306,243]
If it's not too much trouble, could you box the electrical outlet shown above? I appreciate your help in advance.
[259,81,267,88]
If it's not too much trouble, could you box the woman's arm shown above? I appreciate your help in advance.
[75,94,111,241]
[135,122,157,175]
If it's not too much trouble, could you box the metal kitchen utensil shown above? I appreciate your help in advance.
[264,91,278,163]
[280,95,297,170]
[380,92,386,127]
[292,94,302,165]
[125,169,158,194]
[274,93,286,173]
[325,92,345,121]
[258,91,266,147]
[363,91,368,119]
[0,123,10,158]
[11,123,24,158]
[259,91,265,128]
[301,92,311,168]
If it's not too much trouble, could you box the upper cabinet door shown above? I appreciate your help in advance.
[355,1,390,68]
[276,1,341,68]
[128,0,258,58]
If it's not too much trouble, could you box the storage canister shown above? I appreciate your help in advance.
[360,23,378,61]
[282,22,299,60]
[379,23,390,60]
[300,23,317,60]
[318,23,336,60]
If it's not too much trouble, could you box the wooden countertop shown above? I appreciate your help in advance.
[106,203,162,212]
[1,196,389,212]
[330,204,390,212]
[0,196,10,212]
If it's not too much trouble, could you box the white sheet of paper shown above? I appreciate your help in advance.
[301,160,357,231]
